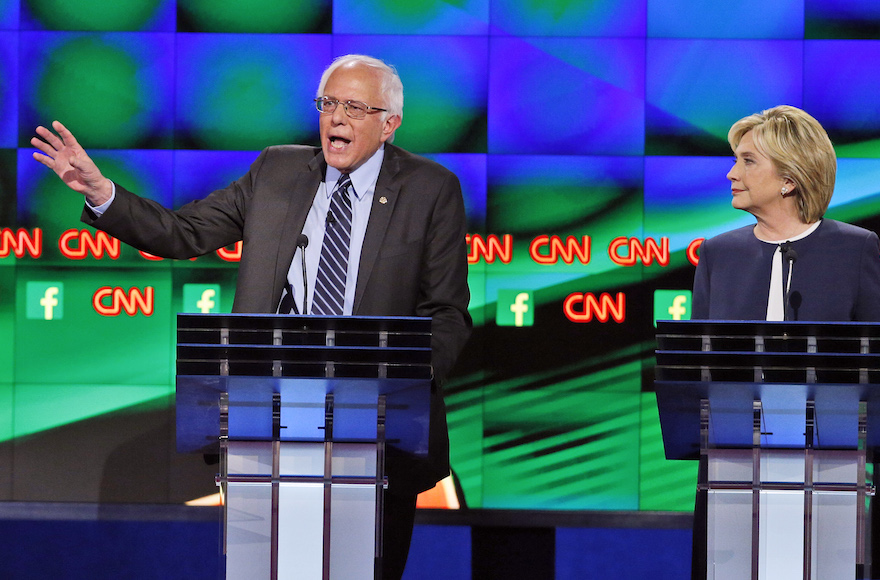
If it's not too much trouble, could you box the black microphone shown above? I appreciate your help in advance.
[781,242,798,320]
[297,235,309,315]
[327,210,335,224]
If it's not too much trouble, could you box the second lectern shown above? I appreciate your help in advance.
[655,320,880,580]
[176,314,433,580]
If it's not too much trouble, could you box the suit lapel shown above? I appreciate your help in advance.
[272,151,326,301]
[354,145,402,313]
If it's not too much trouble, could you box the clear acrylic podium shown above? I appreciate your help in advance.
[175,314,433,580]
[655,320,880,580]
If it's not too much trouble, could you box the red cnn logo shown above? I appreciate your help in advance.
[608,237,669,266]
[217,241,242,262]
[93,287,155,316]
[563,292,626,323]
[0,228,43,258]
[529,235,591,265]
[467,234,513,264]
[59,229,121,259]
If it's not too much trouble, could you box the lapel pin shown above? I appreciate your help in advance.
[379,196,388,204]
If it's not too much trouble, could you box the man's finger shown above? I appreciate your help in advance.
[32,151,55,168]
[52,120,79,147]
[35,126,65,151]
[30,136,56,157]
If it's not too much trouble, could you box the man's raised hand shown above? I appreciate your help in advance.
[31,121,113,206]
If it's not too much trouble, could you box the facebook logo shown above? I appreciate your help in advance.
[27,282,64,320]
[183,284,221,313]
[653,290,692,327]
[496,290,534,327]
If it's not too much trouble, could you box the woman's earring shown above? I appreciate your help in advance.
[781,187,788,196]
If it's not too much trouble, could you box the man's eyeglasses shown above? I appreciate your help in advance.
[314,97,387,120]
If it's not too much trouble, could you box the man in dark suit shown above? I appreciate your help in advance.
[32,54,471,580]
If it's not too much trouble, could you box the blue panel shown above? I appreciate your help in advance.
[173,150,261,208]
[647,40,803,155]
[0,0,18,29]
[0,33,16,147]
[175,34,330,150]
[424,153,488,230]
[227,379,275,440]
[403,524,471,580]
[18,31,175,149]
[648,0,804,39]
[334,0,489,35]
[804,40,880,150]
[489,37,645,155]
[492,0,646,37]
[0,520,221,580]
[556,527,691,580]
[833,159,880,209]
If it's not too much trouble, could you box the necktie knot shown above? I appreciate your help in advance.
[336,173,352,196]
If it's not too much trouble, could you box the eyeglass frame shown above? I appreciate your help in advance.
[314,97,388,119]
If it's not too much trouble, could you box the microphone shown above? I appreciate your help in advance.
[327,210,336,224]
[781,242,797,320]
[297,235,309,315]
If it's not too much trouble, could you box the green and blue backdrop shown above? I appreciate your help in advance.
[2,0,880,512]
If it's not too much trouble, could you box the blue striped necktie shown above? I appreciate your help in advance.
[311,173,353,315]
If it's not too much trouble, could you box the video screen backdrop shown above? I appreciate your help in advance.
[3,0,880,511]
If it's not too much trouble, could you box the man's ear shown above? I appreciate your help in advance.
[381,115,402,142]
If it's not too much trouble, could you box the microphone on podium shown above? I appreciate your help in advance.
[297,234,309,315]
[780,242,797,320]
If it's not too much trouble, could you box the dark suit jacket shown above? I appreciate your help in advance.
[692,218,880,322]
[84,143,472,493]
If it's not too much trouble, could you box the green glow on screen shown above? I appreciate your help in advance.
[0,384,11,442]
[395,104,484,153]
[835,138,880,158]
[639,393,697,511]
[378,0,468,18]
[0,271,13,384]
[178,0,327,32]
[481,402,640,510]
[489,184,633,232]
[446,374,485,507]
[15,269,174,385]
[448,345,648,509]
[25,0,164,30]
[185,58,309,150]
[37,37,152,148]
[826,195,880,225]
[6,383,170,443]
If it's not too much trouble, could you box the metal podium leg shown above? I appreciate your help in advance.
[751,401,761,580]
[271,394,281,580]
[375,395,387,580]
[323,394,335,580]
[857,402,868,579]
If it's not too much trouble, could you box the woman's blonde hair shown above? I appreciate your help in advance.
[728,105,836,223]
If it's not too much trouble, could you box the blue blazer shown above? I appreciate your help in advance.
[692,219,880,322]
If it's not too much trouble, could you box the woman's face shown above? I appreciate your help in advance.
[727,131,790,216]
